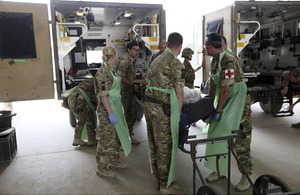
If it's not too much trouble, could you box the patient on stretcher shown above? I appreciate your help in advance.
[179,87,215,147]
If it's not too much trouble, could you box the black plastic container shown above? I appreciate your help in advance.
[0,127,17,165]
[0,111,16,131]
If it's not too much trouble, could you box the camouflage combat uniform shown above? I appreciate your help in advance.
[145,50,185,187]
[94,65,121,169]
[149,51,163,65]
[236,94,253,175]
[68,78,96,141]
[116,52,137,135]
[183,60,195,89]
[211,50,253,175]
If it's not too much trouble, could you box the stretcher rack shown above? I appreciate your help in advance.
[179,130,297,195]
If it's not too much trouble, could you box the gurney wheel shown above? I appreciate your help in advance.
[253,174,292,194]
[197,185,220,195]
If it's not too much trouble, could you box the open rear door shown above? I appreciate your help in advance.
[202,5,233,85]
[0,1,54,102]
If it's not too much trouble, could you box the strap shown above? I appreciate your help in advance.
[145,96,169,106]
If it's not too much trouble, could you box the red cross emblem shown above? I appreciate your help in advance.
[225,69,234,79]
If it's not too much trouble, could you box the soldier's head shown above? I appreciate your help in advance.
[289,68,300,83]
[102,45,117,65]
[204,33,222,57]
[158,40,167,53]
[127,41,139,58]
[221,36,228,50]
[167,32,183,56]
[181,47,194,60]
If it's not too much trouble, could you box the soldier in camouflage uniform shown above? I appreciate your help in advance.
[116,41,141,144]
[281,68,300,128]
[222,35,253,192]
[149,40,167,65]
[94,46,128,178]
[145,32,186,195]
[68,78,98,146]
[181,47,201,89]
[204,33,247,191]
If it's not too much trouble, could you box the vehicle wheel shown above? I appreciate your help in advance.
[259,101,282,114]
[253,174,292,195]
[197,185,220,195]
[259,101,270,114]
[69,110,77,127]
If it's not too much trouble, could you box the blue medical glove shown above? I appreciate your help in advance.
[109,113,118,124]
[212,112,221,121]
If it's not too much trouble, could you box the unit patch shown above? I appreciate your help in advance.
[181,68,186,79]
[101,81,105,90]
[225,69,234,79]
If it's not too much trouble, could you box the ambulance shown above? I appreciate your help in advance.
[197,1,300,116]
[0,0,166,125]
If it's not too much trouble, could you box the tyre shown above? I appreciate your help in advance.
[69,110,77,127]
[253,174,292,195]
[197,185,220,195]
[259,101,282,114]
[259,101,270,114]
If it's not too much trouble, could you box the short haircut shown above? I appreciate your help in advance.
[167,32,183,48]
[290,68,300,79]
[159,39,166,47]
[205,33,222,49]
[126,41,139,50]
[222,35,227,44]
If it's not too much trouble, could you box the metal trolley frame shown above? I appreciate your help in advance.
[180,130,297,195]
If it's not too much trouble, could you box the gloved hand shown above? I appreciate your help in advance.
[212,112,221,121]
[108,113,118,124]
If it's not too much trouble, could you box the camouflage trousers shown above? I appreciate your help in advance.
[145,102,172,187]
[121,87,137,135]
[96,103,121,169]
[236,94,253,175]
[68,92,96,140]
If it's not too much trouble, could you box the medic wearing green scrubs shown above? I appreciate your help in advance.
[203,33,247,177]
[145,32,186,195]
[95,46,131,178]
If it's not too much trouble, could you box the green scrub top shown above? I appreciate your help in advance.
[203,51,247,175]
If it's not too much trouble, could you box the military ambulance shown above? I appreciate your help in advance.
[0,0,166,126]
[197,1,300,117]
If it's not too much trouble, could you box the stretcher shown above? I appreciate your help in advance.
[179,97,296,195]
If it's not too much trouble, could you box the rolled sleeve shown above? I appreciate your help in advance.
[116,60,128,77]
[172,60,185,88]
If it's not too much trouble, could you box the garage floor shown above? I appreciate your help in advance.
[0,99,299,194]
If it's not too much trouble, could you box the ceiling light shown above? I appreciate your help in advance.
[114,21,121,25]
[124,11,132,18]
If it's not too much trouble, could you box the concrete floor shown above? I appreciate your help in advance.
[0,99,300,194]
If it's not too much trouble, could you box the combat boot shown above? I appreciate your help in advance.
[108,161,127,169]
[155,179,160,190]
[131,136,140,145]
[72,138,86,146]
[291,122,300,128]
[96,167,115,178]
[87,138,98,146]
[205,171,226,183]
[160,182,186,195]
[235,174,251,192]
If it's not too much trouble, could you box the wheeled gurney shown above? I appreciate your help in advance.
[178,96,296,195]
